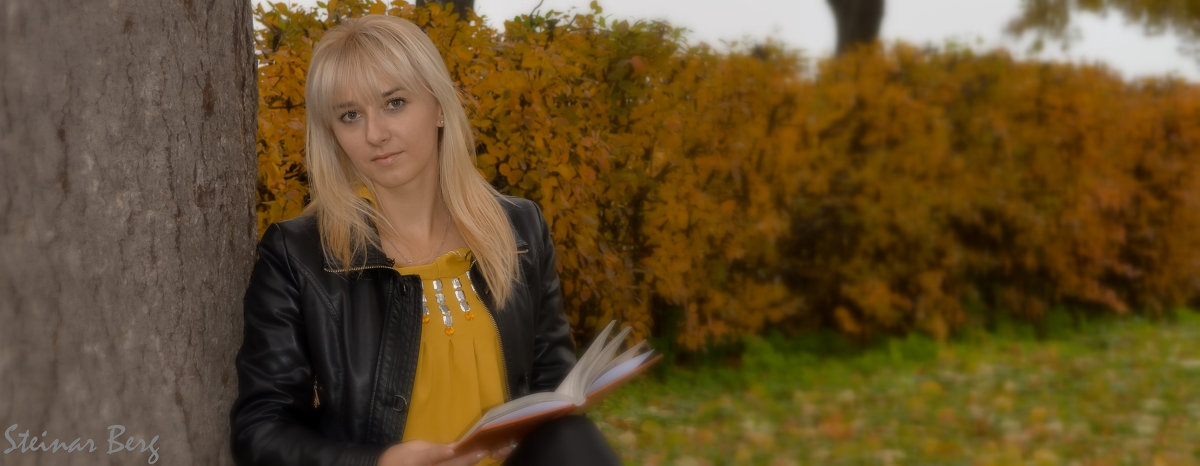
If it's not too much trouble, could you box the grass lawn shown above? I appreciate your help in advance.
[593,311,1200,465]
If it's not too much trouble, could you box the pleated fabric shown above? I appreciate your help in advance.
[397,248,507,454]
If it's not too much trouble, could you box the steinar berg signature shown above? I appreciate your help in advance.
[4,423,160,465]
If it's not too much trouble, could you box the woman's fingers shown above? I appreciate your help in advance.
[378,441,457,466]
[432,449,488,466]
[489,444,515,460]
[379,440,512,466]
[410,444,458,465]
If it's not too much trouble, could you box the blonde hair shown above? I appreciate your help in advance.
[304,15,519,305]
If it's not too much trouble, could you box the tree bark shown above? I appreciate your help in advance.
[0,1,256,465]
[828,0,886,55]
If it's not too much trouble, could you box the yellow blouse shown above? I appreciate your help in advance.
[396,248,508,448]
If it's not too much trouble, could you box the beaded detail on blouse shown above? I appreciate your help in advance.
[421,271,480,336]
[394,248,506,448]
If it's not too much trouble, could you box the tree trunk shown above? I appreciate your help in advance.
[0,1,256,465]
[417,0,476,19]
[828,0,886,55]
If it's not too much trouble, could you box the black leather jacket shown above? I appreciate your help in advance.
[230,196,577,466]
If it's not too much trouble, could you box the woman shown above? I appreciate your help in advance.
[230,15,619,466]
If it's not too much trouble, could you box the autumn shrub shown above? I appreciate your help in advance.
[255,0,1200,349]
[788,45,1200,339]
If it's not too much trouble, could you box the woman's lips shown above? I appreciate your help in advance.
[373,152,401,164]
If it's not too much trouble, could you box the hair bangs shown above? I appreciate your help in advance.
[308,29,432,126]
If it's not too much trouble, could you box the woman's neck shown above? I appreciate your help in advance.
[372,182,459,265]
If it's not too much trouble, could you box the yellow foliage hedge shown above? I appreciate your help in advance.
[256,0,1200,349]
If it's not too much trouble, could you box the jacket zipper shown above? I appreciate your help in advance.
[498,248,528,398]
[472,258,513,401]
[322,264,395,273]
[486,304,512,400]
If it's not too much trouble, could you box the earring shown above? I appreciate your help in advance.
[437,118,444,127]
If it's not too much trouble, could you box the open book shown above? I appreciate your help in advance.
[454,320,661,452]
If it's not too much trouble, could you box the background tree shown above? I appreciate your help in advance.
[829,0,1198,60]
[0,1,256,464]
[417,0,475,18]
[827,0,886,54]
[1007,0,1200,57]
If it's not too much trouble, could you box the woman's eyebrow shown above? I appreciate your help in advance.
[333,88,406,110]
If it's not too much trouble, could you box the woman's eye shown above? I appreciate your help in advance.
[385,98,406,110]
[338,111,360,123]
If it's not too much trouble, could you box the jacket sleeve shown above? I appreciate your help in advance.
[527,202,578,393]
[229,224,385,466]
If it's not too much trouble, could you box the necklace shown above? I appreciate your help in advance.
[386,213,452,265]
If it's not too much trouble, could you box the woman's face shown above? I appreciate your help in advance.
[329,78,443,194]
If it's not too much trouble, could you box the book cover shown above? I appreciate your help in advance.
[453,321,660,452]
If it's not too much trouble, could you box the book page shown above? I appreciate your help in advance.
[475,398,573,428]
[587,350,656,394]
[556,321,625,399]
[472,391,569,429]
[454,398,577,452]
[577,325,632,389]
[599,340,647,376]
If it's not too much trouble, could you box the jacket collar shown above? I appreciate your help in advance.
[320,214,395,273]
[321,244,395,273]
[319,195,530,273]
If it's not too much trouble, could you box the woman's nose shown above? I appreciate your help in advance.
[365,112,390,145]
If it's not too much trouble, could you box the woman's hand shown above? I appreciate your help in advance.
[377,440,515,466]
[377,441,455,466]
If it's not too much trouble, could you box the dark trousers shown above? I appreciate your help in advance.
[503,415,620,466]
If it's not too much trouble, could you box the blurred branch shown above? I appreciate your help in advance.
[1007,0,1200,59]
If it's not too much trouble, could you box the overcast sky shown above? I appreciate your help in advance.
[257,0,1198,81]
